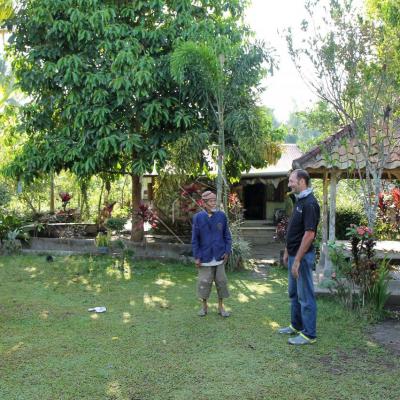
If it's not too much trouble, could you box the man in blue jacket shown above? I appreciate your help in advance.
[192,190,232,317]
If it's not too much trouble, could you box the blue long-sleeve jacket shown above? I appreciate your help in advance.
[191,210,232,263]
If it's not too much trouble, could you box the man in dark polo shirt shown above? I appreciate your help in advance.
[278,169,320,345]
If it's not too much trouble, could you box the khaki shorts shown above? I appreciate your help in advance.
[197,264,230,299]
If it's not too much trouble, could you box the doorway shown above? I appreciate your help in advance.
[243,183,265,220]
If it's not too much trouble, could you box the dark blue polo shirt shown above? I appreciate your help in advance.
[286,192,320,256]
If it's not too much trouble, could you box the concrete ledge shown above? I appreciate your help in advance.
[314,275,400,306]
[24,237,192,261]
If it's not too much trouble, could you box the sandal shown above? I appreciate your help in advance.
[218,309,230,317]
[198,308,207,317]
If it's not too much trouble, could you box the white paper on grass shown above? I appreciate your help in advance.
[88,306,107,313]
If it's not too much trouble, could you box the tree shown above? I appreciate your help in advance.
[286,100,341,151]
[170,40,281,211]
[4,0,256,240]
[287,0,400,227]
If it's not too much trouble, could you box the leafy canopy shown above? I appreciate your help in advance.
[4,0,254,182]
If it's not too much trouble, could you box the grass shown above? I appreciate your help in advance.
[0,254,399,400]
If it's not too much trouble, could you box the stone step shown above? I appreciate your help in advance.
[241,220,274,227]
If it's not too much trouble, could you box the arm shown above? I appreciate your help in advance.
[191,214,201,267]
[283,247,288,266]
[291,230,316,279]
[223,214,232,260]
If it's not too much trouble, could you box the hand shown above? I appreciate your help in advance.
[291,259,301,279]
[283,251,288,267]
[223,254,229,262]
[195,259,201,268]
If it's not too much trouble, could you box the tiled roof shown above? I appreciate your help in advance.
[241,144,303,177]
[292,125,400,177]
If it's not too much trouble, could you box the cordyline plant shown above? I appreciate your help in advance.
[59,191,72,212]
[274,216,289,243]
[377,186,400,239]
[135,203,158,231]
[345,224,378,307]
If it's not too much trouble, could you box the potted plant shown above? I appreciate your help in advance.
[95,232,110,254]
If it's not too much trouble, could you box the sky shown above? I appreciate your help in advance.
[245,0,318,123]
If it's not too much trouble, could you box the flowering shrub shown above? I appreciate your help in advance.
[376,186,400,240]
[59,191,72,212]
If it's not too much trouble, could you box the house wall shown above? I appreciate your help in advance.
[235,178,290,222]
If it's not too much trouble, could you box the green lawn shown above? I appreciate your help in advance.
[1,255,399,400]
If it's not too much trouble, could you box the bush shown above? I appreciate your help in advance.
[0,182,12,209]
[105,217,127,233]
[1,229,22,254]
[328,224,390,320]
[0,213,23,240]
[226,238,251,272]
[335,207,366,240]
[95,232,110,248]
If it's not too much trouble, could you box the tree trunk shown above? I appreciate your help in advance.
[50,172,55,214]
[131,174,143,242]
[216,100,226,212]
[104,179,111,205]
[97,180,104,230]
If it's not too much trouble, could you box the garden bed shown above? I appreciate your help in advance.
[24,223,98,238]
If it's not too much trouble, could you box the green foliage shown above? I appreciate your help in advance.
[170,37,279,208]
[0,0,13,21]
[0,212,22,239]
[226,238,251,272]
[285,101,342,151]
[226,193,251,271]
[95,232,110,248]
[0,181,11,209]
[368,259,391,318]
[335,206,366,240]
[104,217,127,233]
[4,0,252,183]
[287,0,400,228]
[327,241,354,308]
[329,224,390,319]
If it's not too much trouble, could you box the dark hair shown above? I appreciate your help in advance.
[292,169,310,186]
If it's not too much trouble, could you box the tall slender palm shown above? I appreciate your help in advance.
[171,42,228,209]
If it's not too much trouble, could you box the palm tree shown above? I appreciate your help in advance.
[171,41,279,211]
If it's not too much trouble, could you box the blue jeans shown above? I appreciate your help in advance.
[288,252,317,339]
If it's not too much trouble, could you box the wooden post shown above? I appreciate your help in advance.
[317,171,329,281]
[324,169,337,278]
